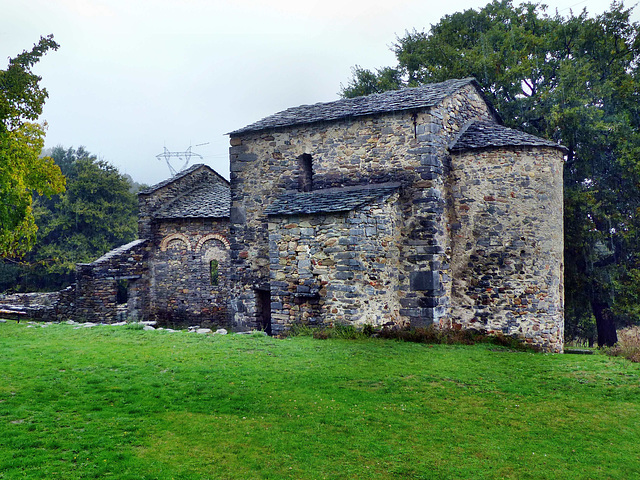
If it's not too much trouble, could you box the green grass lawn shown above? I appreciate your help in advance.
[0,321,639,479]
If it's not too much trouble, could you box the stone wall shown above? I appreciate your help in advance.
[146,218,230,328]
[138,165,226,239]
[268,192,402,335]
[447,146,564,352]
[228,84,495,330]
[56,285,76,320]
[75,239,148,323]
[0,291,60,321]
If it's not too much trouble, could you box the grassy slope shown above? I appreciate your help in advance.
[0,322,639,479]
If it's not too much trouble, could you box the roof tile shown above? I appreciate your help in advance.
[265,183,401,216]
[155,181,230,219]
[139,164,206,195]
[451,121,565,152]
[230,78,478,135]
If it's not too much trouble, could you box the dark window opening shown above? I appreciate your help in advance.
[298,153,313,192]
[256,289,272,335]
[116,279,128,304]
[210,260,219,286]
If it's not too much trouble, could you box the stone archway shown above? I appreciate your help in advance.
[160,233,192,252]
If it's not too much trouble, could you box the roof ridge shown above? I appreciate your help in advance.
[154,180,231,219]
[139,163,206,195]
[139,164,229,195]
[90,239,148,265]
[279,181,402,196]
[450,121,566,152]
[229,78,478,136]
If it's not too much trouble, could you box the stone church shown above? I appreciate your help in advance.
[224,77,565,352]
[2,78,565,352]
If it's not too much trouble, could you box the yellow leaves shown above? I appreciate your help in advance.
[0,122,65,257]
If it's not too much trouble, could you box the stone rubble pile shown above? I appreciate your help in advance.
[0,318,266,336]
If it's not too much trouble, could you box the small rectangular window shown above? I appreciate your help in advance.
[116,279,128,304]
[298,153,313,192]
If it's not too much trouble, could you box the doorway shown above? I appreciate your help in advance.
[256,289,272,335]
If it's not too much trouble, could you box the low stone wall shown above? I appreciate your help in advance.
[0,285,76,321]
[0,291,60,307]
[75,239,148,323]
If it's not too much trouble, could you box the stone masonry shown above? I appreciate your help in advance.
[266,186,403,335]
[137,164,231,327]
[0,78,565,352]
[0,165,232,328]
[75,239,148,323]
[447,139,564,347]
[227,78,565,351]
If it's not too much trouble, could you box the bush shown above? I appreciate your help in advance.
[377,325,537,351]
[286,324,316,337]
[289,323,368,340]
[312,329,329,340]
[289,322,536,351]
[606,326,640,362]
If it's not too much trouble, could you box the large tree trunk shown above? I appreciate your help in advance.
[591,300,618,347]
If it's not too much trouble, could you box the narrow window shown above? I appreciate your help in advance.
[116,279,128,304]
[210,260,219,286]
[298,153,313,192]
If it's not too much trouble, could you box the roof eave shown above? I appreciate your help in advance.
[450,143,568,154]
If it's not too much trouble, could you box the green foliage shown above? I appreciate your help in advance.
[376,325,538,351]
[289,323,371,340]
[209,259,219,286]
[289,323,535,350]
[0,36,65,257]
[124,322,144,330]
[2,322,640,479]
[340,65,402,97]
[0,146,138,291]
[0,34,59,131]
[341,1,640,345]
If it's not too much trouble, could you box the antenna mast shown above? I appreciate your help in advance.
[155,145,203,176]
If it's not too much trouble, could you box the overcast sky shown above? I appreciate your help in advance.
[3,0,635,185]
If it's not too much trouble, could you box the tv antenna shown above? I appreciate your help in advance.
[155,144,206,176]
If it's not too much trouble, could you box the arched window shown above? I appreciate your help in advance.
[210,260,219,286]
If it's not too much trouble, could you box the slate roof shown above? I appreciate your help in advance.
[155,181,230,219]
[265,183,401,216]
[450,121,565,152]
[230,78,480,135]
[90,239,148,266]
[139,163,206,195]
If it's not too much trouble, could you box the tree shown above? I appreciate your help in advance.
[0,35,65,257]
[340,66,402,97]
[341,1,640,346]
[23,146,139,290]
[0,146,139,292]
